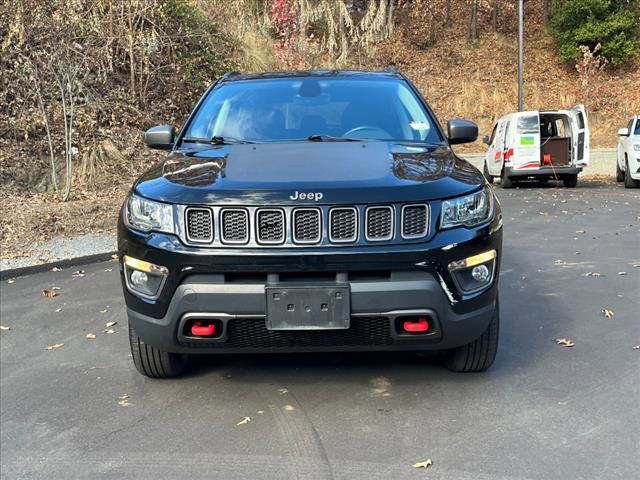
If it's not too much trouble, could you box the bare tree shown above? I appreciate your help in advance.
[468,0,479,42]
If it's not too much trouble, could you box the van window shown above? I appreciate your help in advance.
[635,119,640,135]
[576,112,585,130]
[517,115,538,134]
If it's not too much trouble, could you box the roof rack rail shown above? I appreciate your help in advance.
[219,71,240,82]
[385,66,399,74]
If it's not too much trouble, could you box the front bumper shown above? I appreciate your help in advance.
[118,206,502,354]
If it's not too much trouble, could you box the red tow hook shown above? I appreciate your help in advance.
[403,317,430,333]
[191,321,216,337]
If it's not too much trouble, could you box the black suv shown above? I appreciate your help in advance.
[118,70,502,378]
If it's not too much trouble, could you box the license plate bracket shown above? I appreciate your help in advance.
[265,285,350,330]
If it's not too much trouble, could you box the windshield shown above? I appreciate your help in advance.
[183,77,443,144]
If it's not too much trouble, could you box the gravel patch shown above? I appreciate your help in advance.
[0,233,116,271]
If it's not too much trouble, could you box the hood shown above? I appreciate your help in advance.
[134,142,484,205]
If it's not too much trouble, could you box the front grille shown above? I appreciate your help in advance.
[293,208,321,243]
[402,204,428,239]
[366,206,393,241]
[257,209,285,244]
[224,317,392,349]
[185,208,213,243]
[221,209,249,243]
[329,207,358,242]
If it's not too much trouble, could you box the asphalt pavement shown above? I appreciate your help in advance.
[1,181,639,480]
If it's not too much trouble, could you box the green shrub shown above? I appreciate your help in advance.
[550,0,638,66]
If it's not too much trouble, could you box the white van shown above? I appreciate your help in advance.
[482,105,590,188]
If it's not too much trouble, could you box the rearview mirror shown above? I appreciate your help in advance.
[482,135,491,145]
[447,119,479,145]
[617,127,629,137]
[144,125,176,150]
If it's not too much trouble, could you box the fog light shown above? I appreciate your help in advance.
[123,255,168,300]
[130,270,148,287]
[471,264,490,283]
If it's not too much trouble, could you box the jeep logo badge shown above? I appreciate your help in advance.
[289,191,324,201]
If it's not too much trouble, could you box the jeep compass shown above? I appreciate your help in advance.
[118,69,503,378]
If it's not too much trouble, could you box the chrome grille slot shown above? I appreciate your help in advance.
[220,208,249,244]
[293,208,321,244]
[366,206,393,241]
[402,204,429,239]
[185,208,213,243]
[329,207,358,243]
[257,209,285,244]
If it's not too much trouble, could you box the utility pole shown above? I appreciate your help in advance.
[518,0,524,111]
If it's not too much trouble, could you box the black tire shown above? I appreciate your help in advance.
[563,174,578,188]
[500,170,514,189]
[441,300,499,373]
[129,324,187,378]
[483,161,493,184]
[616,158,624,182]
[624,159,639,188]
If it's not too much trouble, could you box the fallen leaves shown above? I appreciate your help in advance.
[51,266,62,272]
[45,343,64,350]
[42,289,58,298]
[103,328,116,334]
[412,459,433,469]
[118,394,131,407]
[72,270,85,278]
[584,272,601,277]
[0,325,10,331]
[632,345,640,350]
[601,308,614,319]
[554,338,575,347]
[105,321,117,327]
[7,279,15,284]
[86,333,96,340]
[617,271,627,276]
[236,417,251,426]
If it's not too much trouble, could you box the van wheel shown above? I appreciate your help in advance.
[616,159,624,182]
[441,300,499,373]
[500,170,514,188]
[483,162,493,184]
[129,324,188,378]
[563,174,578,188]
[624,160,639,188]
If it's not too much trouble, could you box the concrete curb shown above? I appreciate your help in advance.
[0,251,118,281]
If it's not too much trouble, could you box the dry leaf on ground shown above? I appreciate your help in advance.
[42,289,58,298]
[7,279,15,284]
[45,343,64,350]
[584,272,601,277]
[103,328,116,334]
[236,417,251,426]
[413,459,433,469]
[0,325,10,331]
[72,270,85,278]
[86,333,96,339]
[632,345,640,350]
[575,230,586,234]
[601,308,614,319]
[100,309,108,313]
[618,272,627,276]
[555,338,575,347]
[51,267,62,272]
[105,321,117,327]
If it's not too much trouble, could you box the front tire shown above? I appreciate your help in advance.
[441,300,499,372]
[624,159,639,188]
[500,170,514,189]
[483,161,494,184]
[616,158,624,182]
[129,324,187,378]
[563,174,578,188]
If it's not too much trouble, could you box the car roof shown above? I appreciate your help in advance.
[217,69,403,84]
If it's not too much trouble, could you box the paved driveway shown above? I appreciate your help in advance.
[1,182,639,480]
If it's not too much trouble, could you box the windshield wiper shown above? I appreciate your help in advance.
[306,134,368,142]
[181,136,255,145]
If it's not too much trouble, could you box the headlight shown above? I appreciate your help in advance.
[125,194,174,234]
[633,144,640,152]
[440,188,492,229]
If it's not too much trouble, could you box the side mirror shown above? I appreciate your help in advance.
[482,135,491,145]
[617,127,629,137]
[144,125,176,150]
[447,119,479,145]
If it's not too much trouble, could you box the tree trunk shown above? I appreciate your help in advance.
[444,0,452,27]
[491,0,500,31]
[543,0,551,26]
[468,0,478,42]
